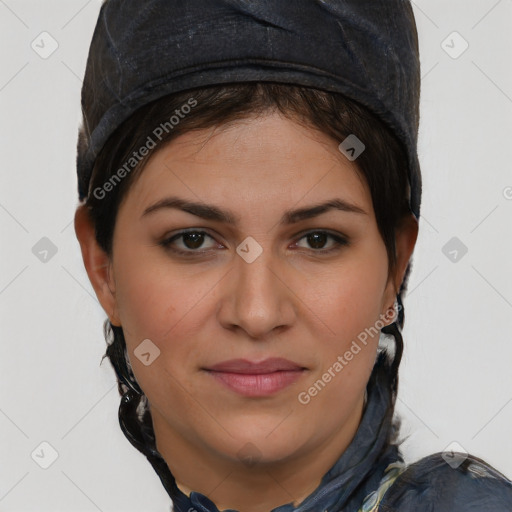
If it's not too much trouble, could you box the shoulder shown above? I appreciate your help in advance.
[379,451,512,511]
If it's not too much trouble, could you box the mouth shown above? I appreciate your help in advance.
[203,358,307,397]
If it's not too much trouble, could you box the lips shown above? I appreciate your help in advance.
[205,357,305,374]
[204,358,307,397]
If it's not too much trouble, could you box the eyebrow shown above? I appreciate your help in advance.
[142,195,367,224]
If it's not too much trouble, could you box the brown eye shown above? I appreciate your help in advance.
[181,232,207,249]
[159,229,348,257]
[306,232,329,249]
[160,230,218,254]
[295,231,349,253]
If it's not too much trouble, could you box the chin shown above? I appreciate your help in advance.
[226,440,299,467]
[218,422,308,465]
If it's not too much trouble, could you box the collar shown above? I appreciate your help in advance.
[164,351,401,512]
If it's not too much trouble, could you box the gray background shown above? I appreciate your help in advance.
[1,0,511,510]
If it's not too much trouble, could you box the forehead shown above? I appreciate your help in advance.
[122,112,372,220]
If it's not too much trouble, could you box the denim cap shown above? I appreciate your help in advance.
[77,0,422,219]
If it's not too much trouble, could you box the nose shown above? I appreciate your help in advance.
[216,243,296,339]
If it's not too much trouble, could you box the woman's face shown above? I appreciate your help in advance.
[87,111,412,474]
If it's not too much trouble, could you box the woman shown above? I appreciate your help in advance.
[74,1,512,510]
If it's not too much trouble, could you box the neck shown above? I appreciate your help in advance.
[151,395,365,512]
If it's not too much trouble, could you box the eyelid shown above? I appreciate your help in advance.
[161,229,221,251]
[159,228,349,256]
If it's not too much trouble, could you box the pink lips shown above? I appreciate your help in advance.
[204,358,306,397]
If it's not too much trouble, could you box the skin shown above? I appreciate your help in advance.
[75,110,418,512]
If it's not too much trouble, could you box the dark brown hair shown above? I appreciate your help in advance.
[82,82,413,494]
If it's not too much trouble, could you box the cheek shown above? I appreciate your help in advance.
[112,237,189,326]
[112,261,210,420]
[112,248,219,378]
[320,257,388,344]
[299,270,385,419]
[305,253,388,399]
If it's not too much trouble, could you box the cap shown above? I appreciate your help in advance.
[77,0,422,219]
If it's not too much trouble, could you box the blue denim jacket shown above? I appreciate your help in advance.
[166,352,512,512]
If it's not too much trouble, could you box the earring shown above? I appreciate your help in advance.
[122,388,139,404]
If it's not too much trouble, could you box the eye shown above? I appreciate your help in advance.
[294,231,349,254]
[159,230,219,255]
[159,229,349,256]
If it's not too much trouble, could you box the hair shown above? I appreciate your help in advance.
[82,82,414,496]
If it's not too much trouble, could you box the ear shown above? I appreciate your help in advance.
[381,212,419,319]
[74,205,121,326]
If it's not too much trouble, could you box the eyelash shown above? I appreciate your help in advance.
[159,229,349,257]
